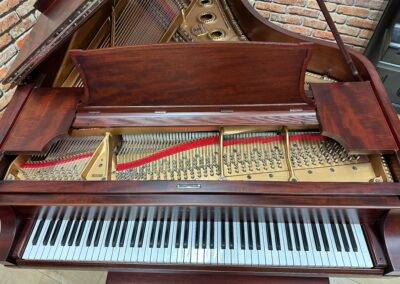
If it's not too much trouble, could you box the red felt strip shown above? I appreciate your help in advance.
[116,133,327,171]
[21,153,93,169]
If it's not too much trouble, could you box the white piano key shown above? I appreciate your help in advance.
[216,218,224,265]
[249,211,259,267]
[260,213,272,266]
[197,211,205,264]
[304,222,321,267]
[337,214,359,268]
[323,222,341,268]
[280,222,293,267]
[33,219,51,260]
[184,212,193,264]
[210,213,218,265]
[111,211,125,262]
[268,221,279,266]
[96,220,110,261]
[169,211,179,264]
[156,208,168,264]
[312,215,330,267]
[140,212,154,263]
[50,220,68,261]
[122,220,134,262]
[242,212,251,266]
[353,223,373,268]
[176,211,185,264]
[222,211,230,265]
[23,215,44,260]
[131,210,145,263]
[204,211,211,265]
[74,219,92,261]
[295,219,308,267]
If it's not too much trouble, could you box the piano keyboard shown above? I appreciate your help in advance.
[23,207,373,269]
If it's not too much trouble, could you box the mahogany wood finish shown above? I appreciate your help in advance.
[73,110,319,128]
[0,180,400,196]
[382,210,400,275]
[312,82,398,154]
[106,272,329,284]
[69,42,313,106]
[0,83,35,150]
[34,0,59,13]
[228,0,400,149]
[0,207,17,264]
[0,88,82,154]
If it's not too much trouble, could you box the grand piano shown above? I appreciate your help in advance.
[0,0,400,283]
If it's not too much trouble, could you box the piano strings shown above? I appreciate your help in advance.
[5,130,393,182]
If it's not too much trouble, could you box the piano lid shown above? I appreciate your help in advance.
[2,0,109,85]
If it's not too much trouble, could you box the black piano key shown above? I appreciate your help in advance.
[32,218,45,246]
[130,214,140,247]
[202,211,208,249]
[68,219,81,246]
[240,217,245,250]
[183,212,190,249]
[229,217,234,250]
[318,220,330,251]
[337,220,350,252]
[50,218,63,246]
[254,210,261,250]
[94,218,105,247]
[265,221,272,250]
[104,218,116,247]
[246,211,253,250]
[330,223,342,251]
[75,218,87,246]
[210,211,215,249]
[175,211,183,248]
[221,211,226,249]
[346,222,358,252]
[156,211,165,248]
[112,216,122,247]
[299,220,309,251]
[273,221,281,251]
[311,221,321,251]
[195,214,201,249]
[285,222,293,251]
[119,218,129,247]
[149,214,158,248]
[86,217,98,247]
[138,217,147,248]
[292,221,300,251]
[163,211,171,248]
[43,218,56,246]
[61,217,74,246]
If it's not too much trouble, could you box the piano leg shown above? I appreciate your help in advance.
[0,206,17,265]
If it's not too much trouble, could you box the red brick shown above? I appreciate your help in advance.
[277,14,302,25]
[0,11,20,34]
[273,0,306,6]
[16,0,36,17]
[337,5,369,18]
[347,17,376,29]
[337,25,360,36]
[9,14,36,39]
[287,6,320,18]
[269,3,286,13]
[359,29,373,39]
[0,0,20,17]
[0,33,11,50]
[307,1,337,12]
[255,2,270,10]
[304,18,327,30]
[325,0,354,4]
[355,0,387,10]
[15,30,31,50]
[285,24,312,36]
[313,30,335,40]
[341,35,368,47]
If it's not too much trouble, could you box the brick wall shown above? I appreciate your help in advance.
[251,0,388,51]
[0,0,389,113]
[0,0,39,114]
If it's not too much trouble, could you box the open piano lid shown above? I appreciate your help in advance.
[2,0,109,85]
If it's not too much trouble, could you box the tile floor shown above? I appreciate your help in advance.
[0,265,399,284]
